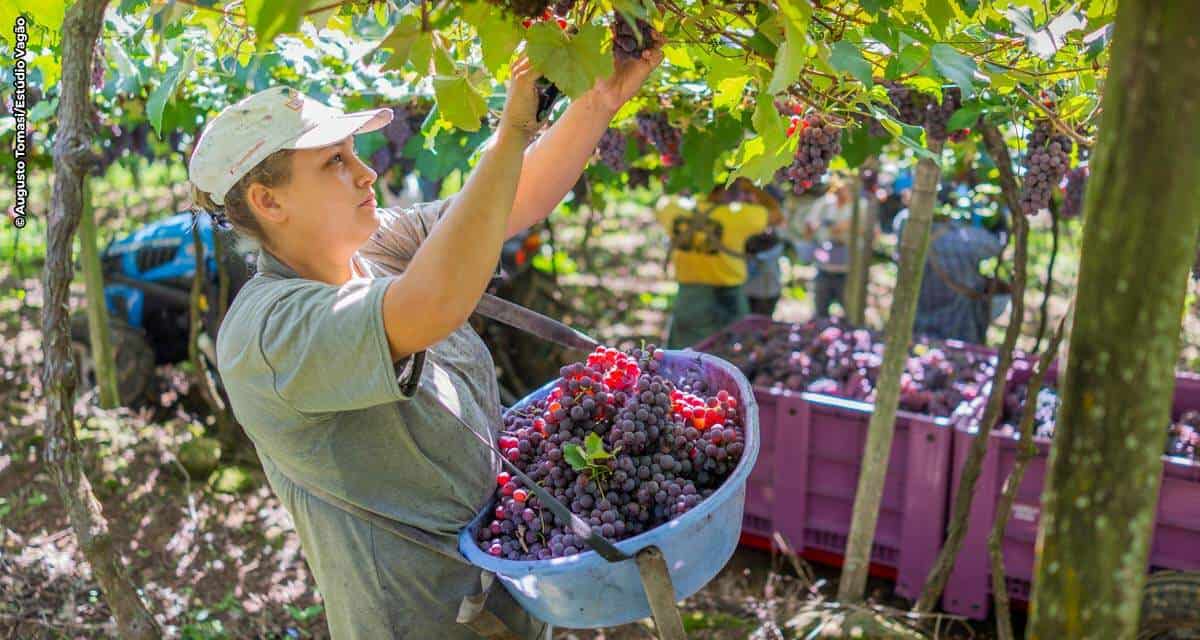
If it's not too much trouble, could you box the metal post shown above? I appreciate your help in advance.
[635,546,686,640]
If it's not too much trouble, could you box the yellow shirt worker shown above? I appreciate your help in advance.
[655,180,781,348]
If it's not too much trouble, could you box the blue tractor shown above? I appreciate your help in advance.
[72,212,253,405]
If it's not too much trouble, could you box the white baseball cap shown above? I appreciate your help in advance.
[189,86,393,205]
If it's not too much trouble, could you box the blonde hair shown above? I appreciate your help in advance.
[189,148,296,246]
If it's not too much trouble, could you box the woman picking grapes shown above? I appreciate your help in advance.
[186,42,662,639]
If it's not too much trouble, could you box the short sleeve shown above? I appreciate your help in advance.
[360,198,453,267]
[257,277,420,414]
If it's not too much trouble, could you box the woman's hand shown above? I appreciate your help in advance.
[588,28,666,115]
[498,55,543,139]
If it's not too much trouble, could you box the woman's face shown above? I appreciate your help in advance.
[257,136,379,260]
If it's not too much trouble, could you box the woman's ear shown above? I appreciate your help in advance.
[246,182,287,225]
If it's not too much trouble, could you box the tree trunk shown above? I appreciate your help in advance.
[1034,209,1059,353]
[844,172,866,325]
[989,313,1067,640]
[1028,3,1200,636]
[852,198,874,326]
[838,140,943,602]
[42,1,161,637]
[914,121,1030,613]
[77,179,120,408]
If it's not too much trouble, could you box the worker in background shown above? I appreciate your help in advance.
[743,184,789,317]
[893,204,1008,345]
[656,178,783,348]
[802,178,869,319]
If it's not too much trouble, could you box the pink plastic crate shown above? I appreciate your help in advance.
[943,371,1200,619]
[695,316,963,586]
[779,395,954,599]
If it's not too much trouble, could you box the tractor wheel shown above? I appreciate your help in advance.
[70,313,156,406]
[1139,571,1200,639]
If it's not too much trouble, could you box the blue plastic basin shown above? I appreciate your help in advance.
[458,350,759,629]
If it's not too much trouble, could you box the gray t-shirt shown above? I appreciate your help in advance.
[217,200,542,638]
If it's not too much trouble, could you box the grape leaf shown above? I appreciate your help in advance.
[584,433,612,460]
[245,0,314,49]
[840,124,888,168]
[829,41,873,88]
[563,443,588,471]
[732,100,795,183]
[526,22,612,99]
[1007,7,1087,60]
[930,44,977,97]
[777,0,813,34]
[0,1,66,36]
[923,0,953,37]
[375,15,424,72]
[433,75,488,132]
[767,20,806,94]
[460,3,522,75]
[946,104,982,130]
[147,50,194,138]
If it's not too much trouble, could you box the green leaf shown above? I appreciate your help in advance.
[147,50,195,138]
[563,443,588,471]
[432,36,456,76]
[461,3,522,75]
[923,0,953,36]
[777,0,813,35]
[946,103,982,130]
[584,432,612,460]
[433,75,488,131]
[930,43,977,97]
[732,101,795,184]
[840,124,888,168]
[245,0,314,49]
[0,1,66,36]
[767,20,806,94]
[829,41,873,88]
[526,22,612,99]
[375,15,424,72]
[896,44,928,75]
[1006,7,1087,60]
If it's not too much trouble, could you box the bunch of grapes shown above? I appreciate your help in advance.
[991,382,1200,463]
[612,12,655,62]
[700,318,996,417]
[924,87,962,143]
[1018,121,1072,215]
[636,112,681,166]
[369,104,427,179]
[783,114,841,194]
[1060,166,1088,219]
[491,0,553,18]
[596,128,629,172]
[885,82,930,126]
[627,168,652,189]
[475,346,747,560]
[553,0,575,14]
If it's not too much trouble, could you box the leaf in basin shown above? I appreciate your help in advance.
[585,433,611,460]
[563,443,588,471]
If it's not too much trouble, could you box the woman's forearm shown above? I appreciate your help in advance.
[505,90,616,237]
[381,130,530,358]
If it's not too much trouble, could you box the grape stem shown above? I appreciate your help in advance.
[1014,85,1095,147]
